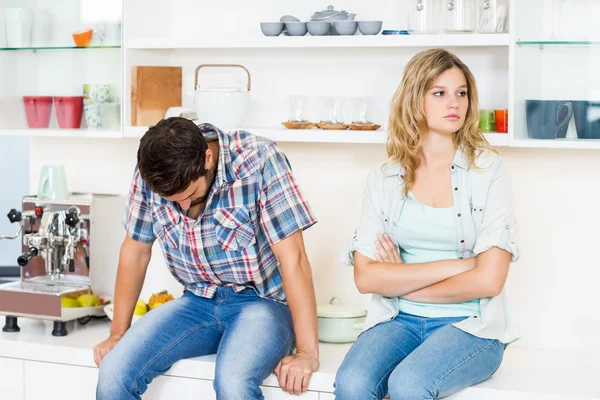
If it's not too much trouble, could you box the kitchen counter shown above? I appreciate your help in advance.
[1,318,599,399]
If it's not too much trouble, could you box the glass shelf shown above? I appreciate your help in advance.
[0,46,121,52]
[517,41,600,47]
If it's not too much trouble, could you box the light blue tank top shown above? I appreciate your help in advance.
[396,192,480,318]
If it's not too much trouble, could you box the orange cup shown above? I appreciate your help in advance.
[495,109,508,133]
[72,29,93,47]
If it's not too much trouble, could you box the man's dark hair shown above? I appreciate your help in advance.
[137,117,209,196]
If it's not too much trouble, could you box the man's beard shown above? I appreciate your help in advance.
[191,167,216,206]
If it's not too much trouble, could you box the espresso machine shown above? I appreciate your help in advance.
[0,194,123,336]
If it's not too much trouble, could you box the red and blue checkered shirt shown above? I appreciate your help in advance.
[122,124,317,303]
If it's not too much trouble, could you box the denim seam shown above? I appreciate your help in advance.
[255,331,293,381]
[215,305,223,330]
[374,362,403,399]
[130,321,219,396]
[430,339,501,395]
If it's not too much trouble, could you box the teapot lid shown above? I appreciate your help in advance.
[311,5,348,20]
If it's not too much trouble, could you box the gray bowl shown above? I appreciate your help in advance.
[307,21,331,36]
[260,22,284,37]
[285,22,307,36]
[334,21,358,36]
[358,21,383,35]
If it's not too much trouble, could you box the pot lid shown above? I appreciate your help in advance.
[317,297,367,318]
[311,5,349,21]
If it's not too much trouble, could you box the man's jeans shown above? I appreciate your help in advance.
[97,287,294,400]
[334,312,504,400]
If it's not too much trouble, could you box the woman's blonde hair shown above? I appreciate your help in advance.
[386,48,493,196]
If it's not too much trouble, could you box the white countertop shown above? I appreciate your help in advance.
[1,318,599,398]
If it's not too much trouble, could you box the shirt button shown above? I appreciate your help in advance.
[454,187,458,191]
[506,225,510,229]
[457,213,461,217]
[460,240,465,243]
[451,166,455,169]
[393,222,396,226]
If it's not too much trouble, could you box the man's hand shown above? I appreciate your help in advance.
[93,333,123,367]
[375,233,403,264]
[274,351,319,395]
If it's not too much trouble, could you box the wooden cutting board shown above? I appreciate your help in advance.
[131,66,182,126]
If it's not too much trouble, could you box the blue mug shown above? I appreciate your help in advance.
[526,100,573,140]
[573,101,600,139]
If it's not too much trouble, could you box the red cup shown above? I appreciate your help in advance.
[495,109,508,133]
[54,96,83,129]
[23,96,53,128]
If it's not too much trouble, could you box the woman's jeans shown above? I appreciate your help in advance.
[334,312,504,400]
[97,287,294,400]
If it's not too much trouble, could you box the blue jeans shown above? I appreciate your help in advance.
[97,287,294,400]
[334,312,504,400]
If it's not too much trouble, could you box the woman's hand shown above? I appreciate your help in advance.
[375,234,403,264]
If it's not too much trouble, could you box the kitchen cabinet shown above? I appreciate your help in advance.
[24,360,98,400]
[0,357,24,400]
[510,0,600,149]
[19,359,320,400]
[144,375,217,400]
[0,1,123,137]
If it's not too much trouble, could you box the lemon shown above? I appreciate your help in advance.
[134,300,148,316]
[76,294,100,307]
[61,297,81,308]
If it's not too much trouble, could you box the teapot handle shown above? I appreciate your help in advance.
[194,64,251,91]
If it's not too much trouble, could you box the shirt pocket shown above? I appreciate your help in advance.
[214,207,256,252]
[151,205,181,249]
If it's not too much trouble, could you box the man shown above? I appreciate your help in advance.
[94,117,319,399]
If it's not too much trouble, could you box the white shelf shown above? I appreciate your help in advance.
[125,126,509,146]
[510,138,600,150]
[0,129,123,138]
[126,34,509,50]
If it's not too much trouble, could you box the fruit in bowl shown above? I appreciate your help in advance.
[61,297,81,308]
[134,299,148,316]
[148,290,175,310]
[104,290,175,324]
[76,293,100,307]
[61,290,108,308]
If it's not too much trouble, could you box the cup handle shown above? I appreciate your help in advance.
[93,30,105,45]
[38,176,49,199]
[555,102,573,138]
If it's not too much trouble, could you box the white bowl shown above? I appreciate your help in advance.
[104,304,143,325]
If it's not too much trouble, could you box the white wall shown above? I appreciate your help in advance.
[28,137,600,352]
[19,0,600,353]
[0,137,28,265]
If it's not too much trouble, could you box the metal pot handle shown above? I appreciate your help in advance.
[194,64,251,91]
[329,297,343,305]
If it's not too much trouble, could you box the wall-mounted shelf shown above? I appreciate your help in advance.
[516,40,600,47]
[127,34,509,50]
[124,126,510,146]
[0,46,121,52]
[510,138,600,150]
[0,129,122,138]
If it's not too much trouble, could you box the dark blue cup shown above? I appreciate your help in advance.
[526,100,573,139]
[573,101,600,139]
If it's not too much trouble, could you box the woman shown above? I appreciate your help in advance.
[334,49,519,400]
